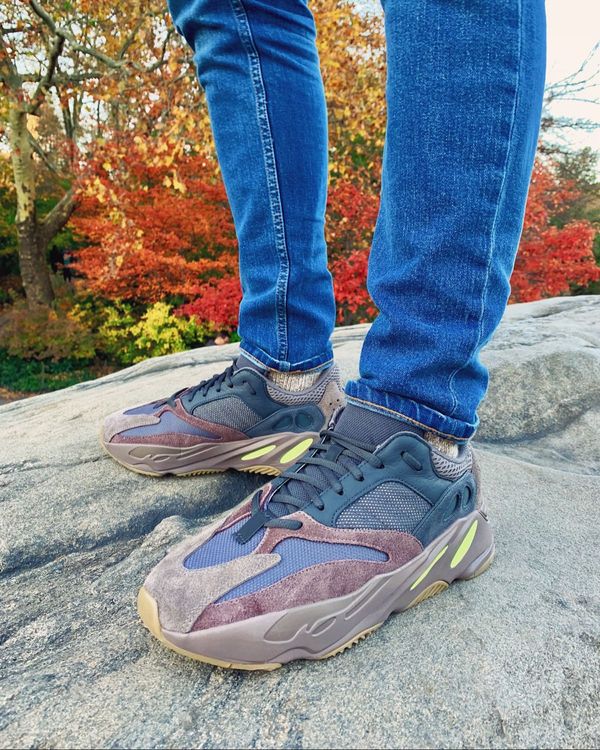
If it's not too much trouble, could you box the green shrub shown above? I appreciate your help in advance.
[87,300,210,365]
[0,301,96,362]
[0,350,97,393]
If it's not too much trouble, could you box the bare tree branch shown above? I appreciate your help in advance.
[550,42,600,90]
[29,0,171,75]
[28,132,66,179]
[146,27,175,72]
[39,186,77,245]
[118,14,146,59]
[29,32,64,113]
[29,0,126,70]
[0,27,21,89]
[22,69,105,84]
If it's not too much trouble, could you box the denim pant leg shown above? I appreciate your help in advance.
[346,0,546,441]
[168,0,335,372]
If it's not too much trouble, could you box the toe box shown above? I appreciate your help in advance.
[143,518,279,634]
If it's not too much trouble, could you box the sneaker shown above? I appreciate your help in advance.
[101,358,345,477]
[137,405,495,669]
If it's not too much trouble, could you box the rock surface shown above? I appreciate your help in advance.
[1,295,599,749]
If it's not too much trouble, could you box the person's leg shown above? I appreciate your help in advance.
[137,1,547,668]
[168,0,335,373]
[102,0,345,478]
[345,0,546,442]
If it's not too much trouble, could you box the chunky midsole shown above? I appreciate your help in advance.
[102,431,319,475]
[156,508,494,665]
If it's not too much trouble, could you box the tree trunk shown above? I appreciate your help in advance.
[8,100,56,308]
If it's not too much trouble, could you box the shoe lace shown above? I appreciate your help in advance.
[236,430,401,543]
[165,362,256,407]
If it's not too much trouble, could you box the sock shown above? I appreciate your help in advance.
[267,368,322,392]
[425,431,459,458]
[236,353,323,392]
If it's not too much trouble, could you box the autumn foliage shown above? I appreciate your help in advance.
[1,0,599,382]
[510,163,599,301]
[65,0,598,336]
[71,136,236,304]
[71,133,599,333]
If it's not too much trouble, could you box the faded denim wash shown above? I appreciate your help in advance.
[167,0,546,440]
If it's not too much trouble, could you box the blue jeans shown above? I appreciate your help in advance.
[168,0,546,441]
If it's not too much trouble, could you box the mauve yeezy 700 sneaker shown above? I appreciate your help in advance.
[137,404,495,669]
[101,358,345,477]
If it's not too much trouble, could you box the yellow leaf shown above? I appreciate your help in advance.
[172,173,186,194]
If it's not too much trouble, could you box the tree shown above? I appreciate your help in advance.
[540,42,600,155]
[70,134,236,304]
[510,161,599,301]
[313,0,386,188]
[0,0,176,308]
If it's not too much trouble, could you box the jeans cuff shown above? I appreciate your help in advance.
[345,381,477,442]
[239,343,334,373]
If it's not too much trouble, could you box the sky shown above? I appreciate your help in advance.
[545,0,600,154]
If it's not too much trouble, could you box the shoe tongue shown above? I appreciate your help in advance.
[334,403,421,445]
[235,353,266,374]
[265,404,416,519]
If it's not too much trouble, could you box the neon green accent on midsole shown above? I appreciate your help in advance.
[450,519,478,569]
[280,437,314,464]
[410,545,448,590]
[240,444,277,461]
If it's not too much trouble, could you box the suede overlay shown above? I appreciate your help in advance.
[259,482,273,508]
[218,499,253,531]
[192,512,422,631]
[103,411,160,443]
[171,401,248,441]
[144,514,279,633]
[110,399,248,445]
[254,512,421,559]
[114,433,219,448]
[216,483,271,531]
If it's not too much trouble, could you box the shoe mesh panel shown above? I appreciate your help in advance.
[124,401,165,415]
[430,447,472,481]
[217,538,387,602]
[192,397,261,433]
[336,482,431,531]
[184,519,265,569]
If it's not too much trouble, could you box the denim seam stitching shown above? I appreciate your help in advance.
[229,0,291,362]
[446,0,523,417]
[239,347,334,374]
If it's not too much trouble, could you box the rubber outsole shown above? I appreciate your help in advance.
[137,587,282,671]
[100,430,318,477]
[138,586,385,671]
[138,508,495,670]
